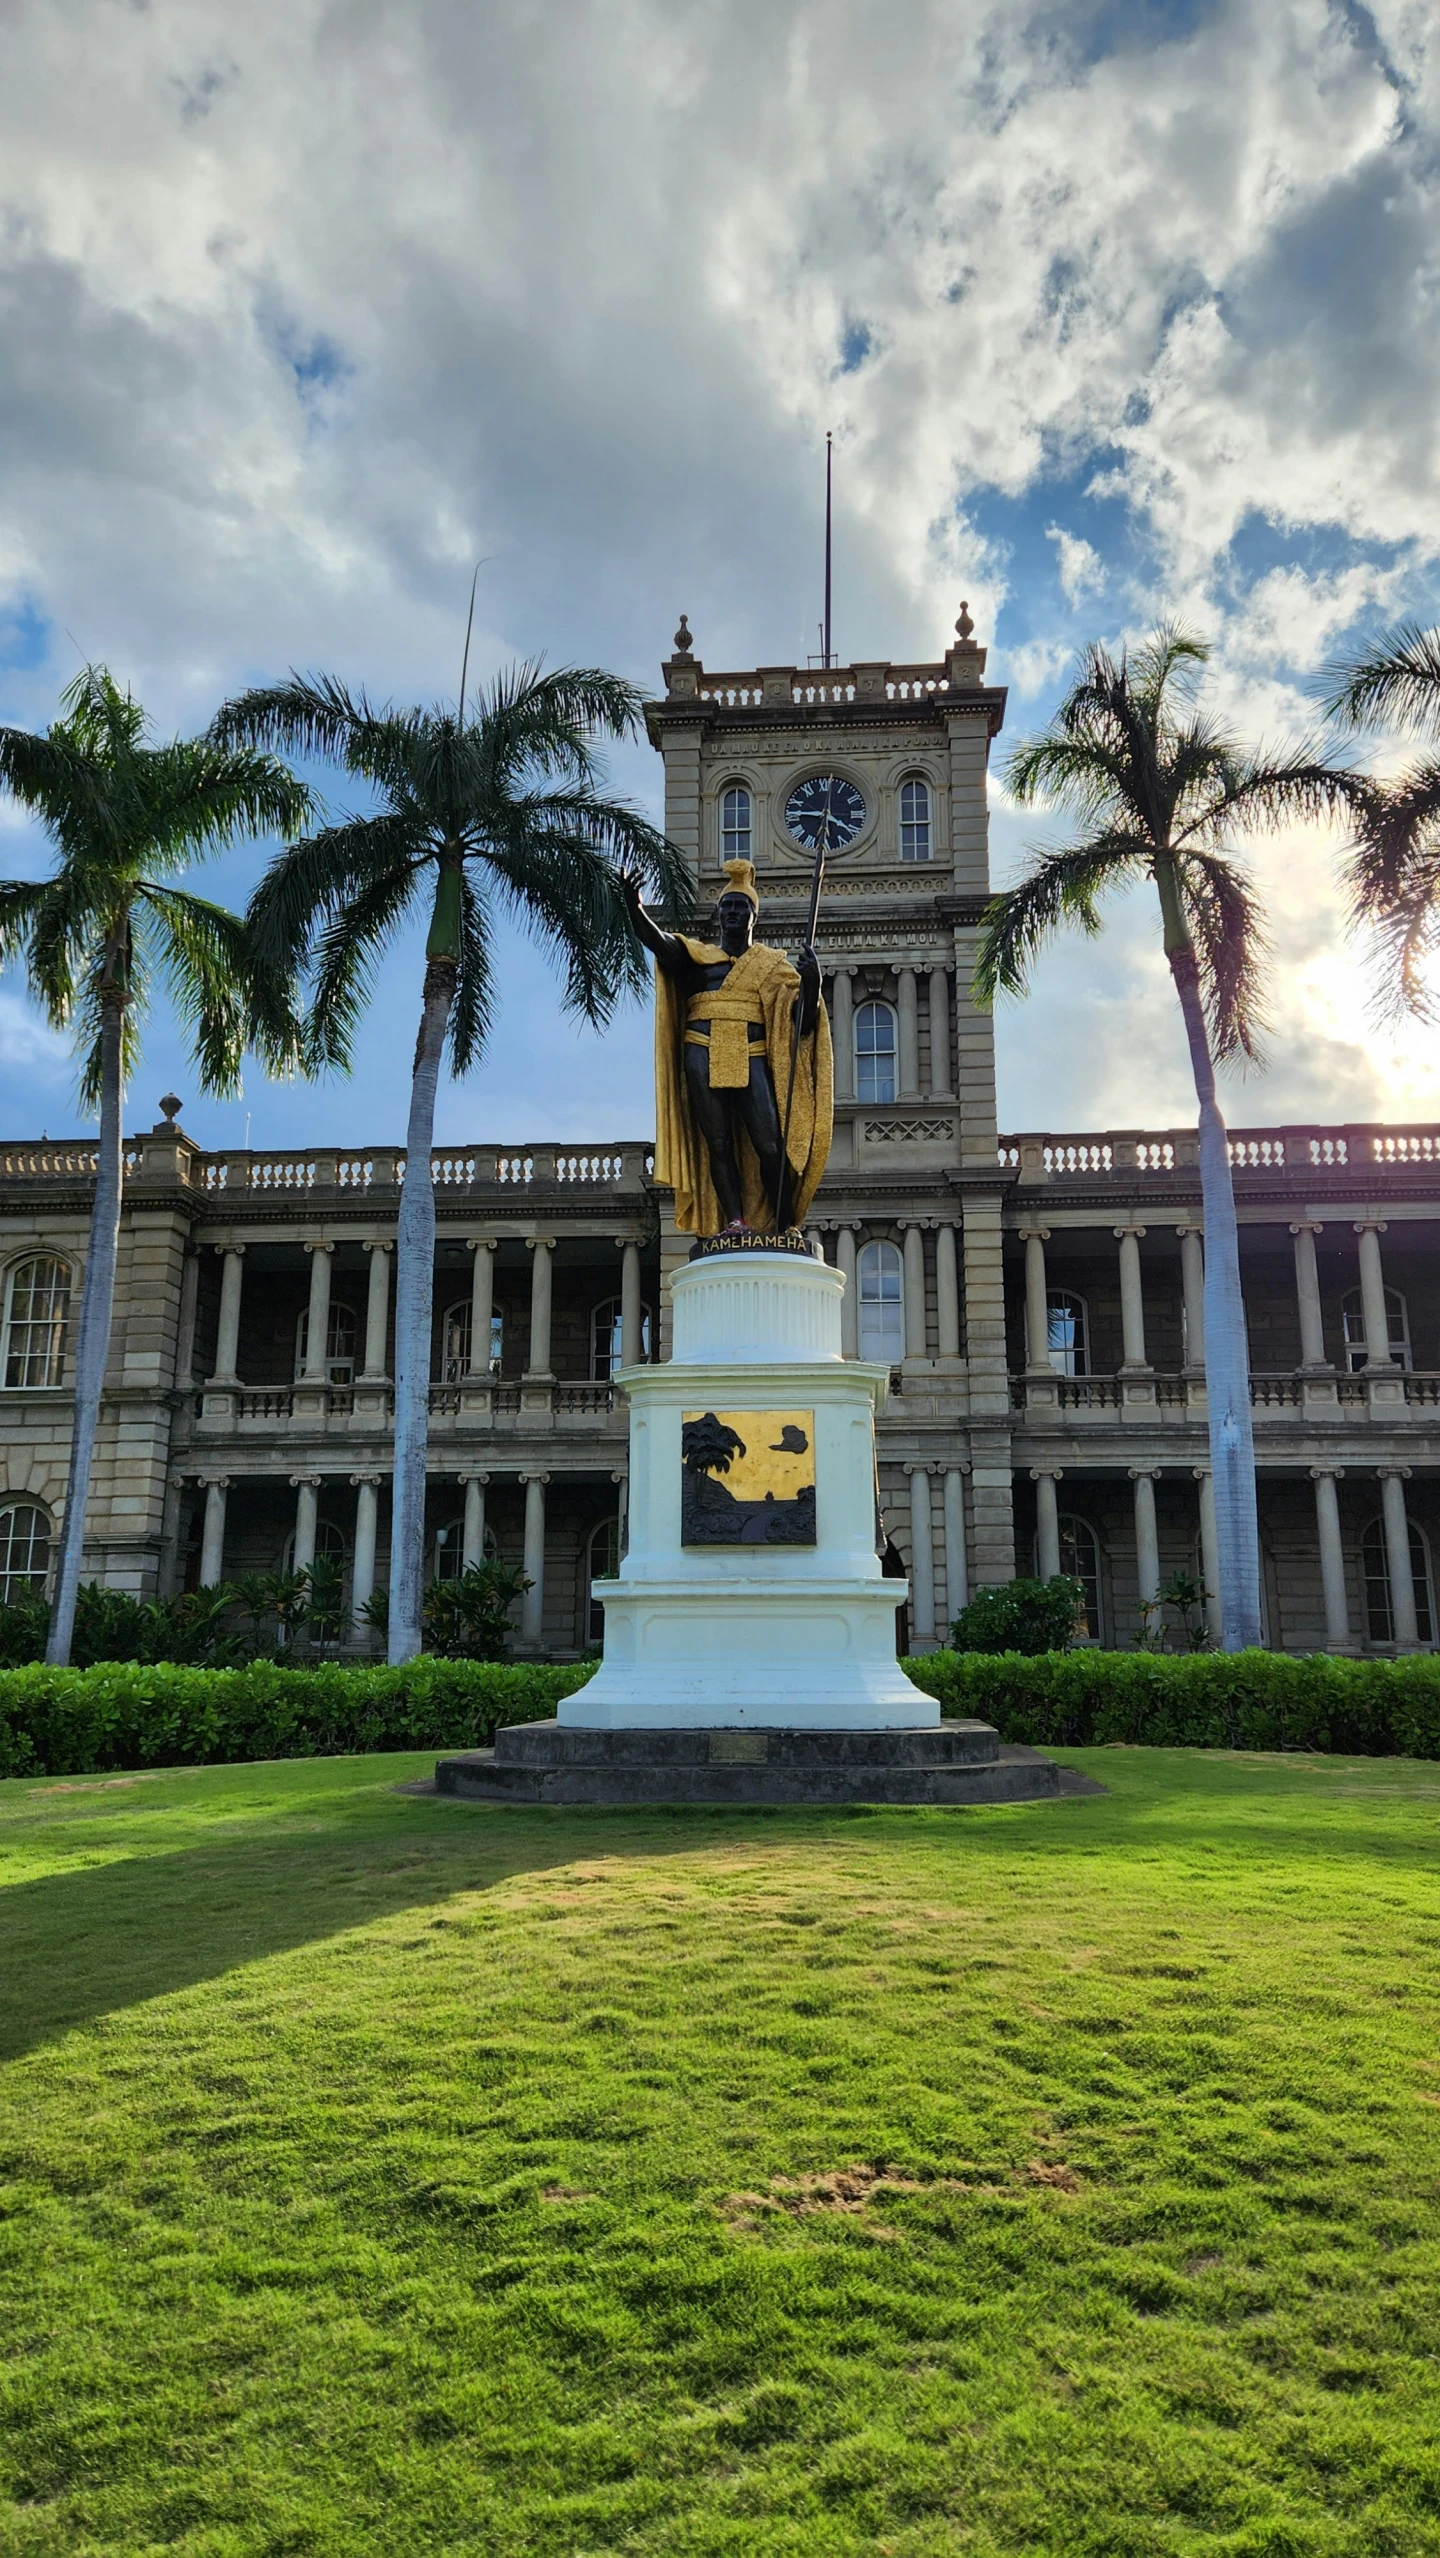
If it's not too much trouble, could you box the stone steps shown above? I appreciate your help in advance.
[433,1719,1073,1807]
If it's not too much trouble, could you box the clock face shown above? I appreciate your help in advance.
[784,774,866,851]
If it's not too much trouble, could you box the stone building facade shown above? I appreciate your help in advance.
[3,614,1440,1656]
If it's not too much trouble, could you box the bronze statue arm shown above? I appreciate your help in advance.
[619,870,692,978]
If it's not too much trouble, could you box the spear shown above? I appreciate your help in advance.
[776,785,832,1231]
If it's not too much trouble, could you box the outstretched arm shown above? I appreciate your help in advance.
[618,868,691,977]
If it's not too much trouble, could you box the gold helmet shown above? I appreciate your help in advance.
[721,857,759,910]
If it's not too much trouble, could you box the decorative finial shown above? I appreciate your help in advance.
[158,1093,182,1129]
[673,613,693,658]
[955,602,975,642]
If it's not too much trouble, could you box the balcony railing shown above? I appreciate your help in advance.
[998,1122,1440,1183]
[1011,1370,1440,1419]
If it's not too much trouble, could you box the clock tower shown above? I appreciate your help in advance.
[645,612,1017,1612]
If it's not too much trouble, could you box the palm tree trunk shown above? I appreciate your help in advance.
[46,987,125,1665]
[388,956,455,1663]
[1155,863,1263,1651]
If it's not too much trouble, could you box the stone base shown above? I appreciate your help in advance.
[433,1718,1083,1808]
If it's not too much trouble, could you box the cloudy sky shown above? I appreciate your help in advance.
[2,0,1439,1149]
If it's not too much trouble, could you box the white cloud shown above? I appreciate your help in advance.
[0,991,68,1078]
[1046,526,1105,606]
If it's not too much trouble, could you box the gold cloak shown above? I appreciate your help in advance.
[654,938,834,1236]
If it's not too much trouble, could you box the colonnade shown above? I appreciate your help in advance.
[806,1218,963,1361]
[203,1229,647,1396]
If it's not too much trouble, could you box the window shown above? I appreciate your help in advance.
[436,1302,503,1381]
[3,1255,71,1388]
[1342,1286,1411,1373]
[433,1516,498,1580]
[585,1514,621,1644]
[855,1000,898,1104]
[0,1501,49,1599]
[1058,1515,1103,1644]
[721,785,752,859]
[281,1515,348,1576]
[899,776,932,861]
[1362,1515,1435,1645]
[294,1301,358,1384]
[1046,1289,1089,1378]
[858,1240,905,1363]
[590,1298,652,1382]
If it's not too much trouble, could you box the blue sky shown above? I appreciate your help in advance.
[2,0,1439,1148]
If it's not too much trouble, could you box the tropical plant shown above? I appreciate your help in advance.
[1322,622,1440,1013]
[210,657,689,1663]
[422,1561,530,1661]
[975,629,1360,1651]
[949,1576,1084,1655]
[0,1581,242,1668]
[301,1554,347,1651]
[0,668,309,1667]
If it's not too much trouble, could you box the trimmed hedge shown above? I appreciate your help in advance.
[903,1648,1440,1760]
[0,1657,596,1781]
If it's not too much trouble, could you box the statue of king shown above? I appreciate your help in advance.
[621,858,833,1237]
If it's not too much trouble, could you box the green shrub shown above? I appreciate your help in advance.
[0,1658,597,1781]
[902,1648,1440,1758]
[949,1576,1084,1655]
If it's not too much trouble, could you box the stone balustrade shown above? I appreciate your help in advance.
[998,1122,1440,1182]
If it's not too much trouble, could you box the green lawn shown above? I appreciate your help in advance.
[1,1752,1438,2557]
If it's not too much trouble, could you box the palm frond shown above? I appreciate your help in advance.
[1178,750,1370,848]
[973,835,1147,1005]
[1321,622,1440,739]
[138,885,304,1087]
[447,873,498,1075]
[1349,830,1440,1023]
[301,856,426,1073]
[137,741,312,875]
[71,934,146,1112]
[1345,757,1440,925]
[1176,848,1271,1065]
[247,812,428,968]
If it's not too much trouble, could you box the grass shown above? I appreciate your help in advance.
[0,1751,1438,2557]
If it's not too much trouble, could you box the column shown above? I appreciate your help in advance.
[461,1471,489,1571]
[943,1468,969,1622]
[525,1236,554,1378]
[199,1476,229,1585]
[1193,1468,1222,1644]
[902,1224,927,1359]
[1379,1467,1419,1650]
[211,1246,245,1382]
[301,1243,333,1382]
[1032,1467,1062,1583]
[897,966,921,1101]
[836,1225,859,1360]
[291,1474,321,1575]
[612,1465,629,1558]
[1130,1467,1160,1608]
[927,966,954,1098]
[1286,1221,1327,1371]
[1115,1225,1149,1373]
[174,1250,200,1389]
[521,1471,548,1645]
[936,1223,961,1358]
[1179,1225,1206,1374]
[1022,1227,1050,1372]
[351,1472,383,1629]
[466,1238,494,1375]
[1310,1468,1352,1652]
[620,1239,643,1368]
[831,966,855,1105]
[1354,1222,1393,1368]
[906,1465,936,1646]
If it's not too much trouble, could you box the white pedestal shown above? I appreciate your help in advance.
[562,1251,937,1730]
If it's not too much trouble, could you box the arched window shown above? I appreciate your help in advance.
[858,1240,905,1363]
[3,1255,71,1388]
[1361,1515,1435,1646]
[1046,1289,1089,1378]
[281,1515,348,1577]
[585,1513,621,1644]
[0,1500,50,1599]
[855,1000,898,1104]
[1342,1286,1411,1373]
[720,785,752,859]
[1058,1514,1103,1643]
[433,1516,498,1581]
[590,1298,652,1382]
[899,776,932,861]
[294,1301,358,1385]
[436,1301,503,1381]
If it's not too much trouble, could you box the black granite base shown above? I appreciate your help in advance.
[433,1718,1091,1808]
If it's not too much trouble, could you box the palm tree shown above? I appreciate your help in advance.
[1322,624,1440,1013]
[0,667,309,1665]
[210,662,688,1664]
[975,629,1360,1652]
